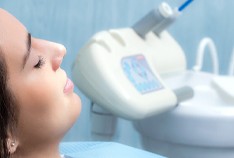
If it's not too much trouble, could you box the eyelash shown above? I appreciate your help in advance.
[34,56,45,69]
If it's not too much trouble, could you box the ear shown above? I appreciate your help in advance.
[7,138,18,154]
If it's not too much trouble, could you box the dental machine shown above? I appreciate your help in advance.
[72,0,234,158]
[72,0,194,120]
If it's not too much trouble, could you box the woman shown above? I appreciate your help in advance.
[0,8,81,158]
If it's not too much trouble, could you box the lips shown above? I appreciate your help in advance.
[64,78,74,93]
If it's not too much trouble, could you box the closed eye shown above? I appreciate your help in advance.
[34,56,45,69]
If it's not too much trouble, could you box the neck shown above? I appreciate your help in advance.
[12,141,61,158]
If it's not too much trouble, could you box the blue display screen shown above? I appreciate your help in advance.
[121,55,163,94]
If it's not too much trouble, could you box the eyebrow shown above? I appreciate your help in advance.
[22,32,31,69]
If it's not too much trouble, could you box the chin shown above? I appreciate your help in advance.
[70,93,82,123]
[59,94,81,137]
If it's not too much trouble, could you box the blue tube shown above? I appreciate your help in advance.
[178,0,194,12]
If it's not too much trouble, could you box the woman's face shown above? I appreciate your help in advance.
[0,9,81,146]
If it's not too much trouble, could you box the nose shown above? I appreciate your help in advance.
[51,43,66,71]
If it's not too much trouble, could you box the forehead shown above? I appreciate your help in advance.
[0,9,27,70]
[0,9,26,40]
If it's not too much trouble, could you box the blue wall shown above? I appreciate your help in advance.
[1,0,234,147]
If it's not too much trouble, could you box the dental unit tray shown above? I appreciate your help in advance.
[72,1,194,120]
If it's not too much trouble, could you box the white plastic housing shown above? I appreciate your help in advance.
[72,28,185,120]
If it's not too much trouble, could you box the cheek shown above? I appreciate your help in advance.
[21,76,64,114]
[13,74,69,137]
[14,73,64,121]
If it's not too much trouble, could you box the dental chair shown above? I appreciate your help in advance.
[60,142,164,158]
[71,1,234,158]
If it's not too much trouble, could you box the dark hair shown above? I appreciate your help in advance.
[0,49,18,158]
